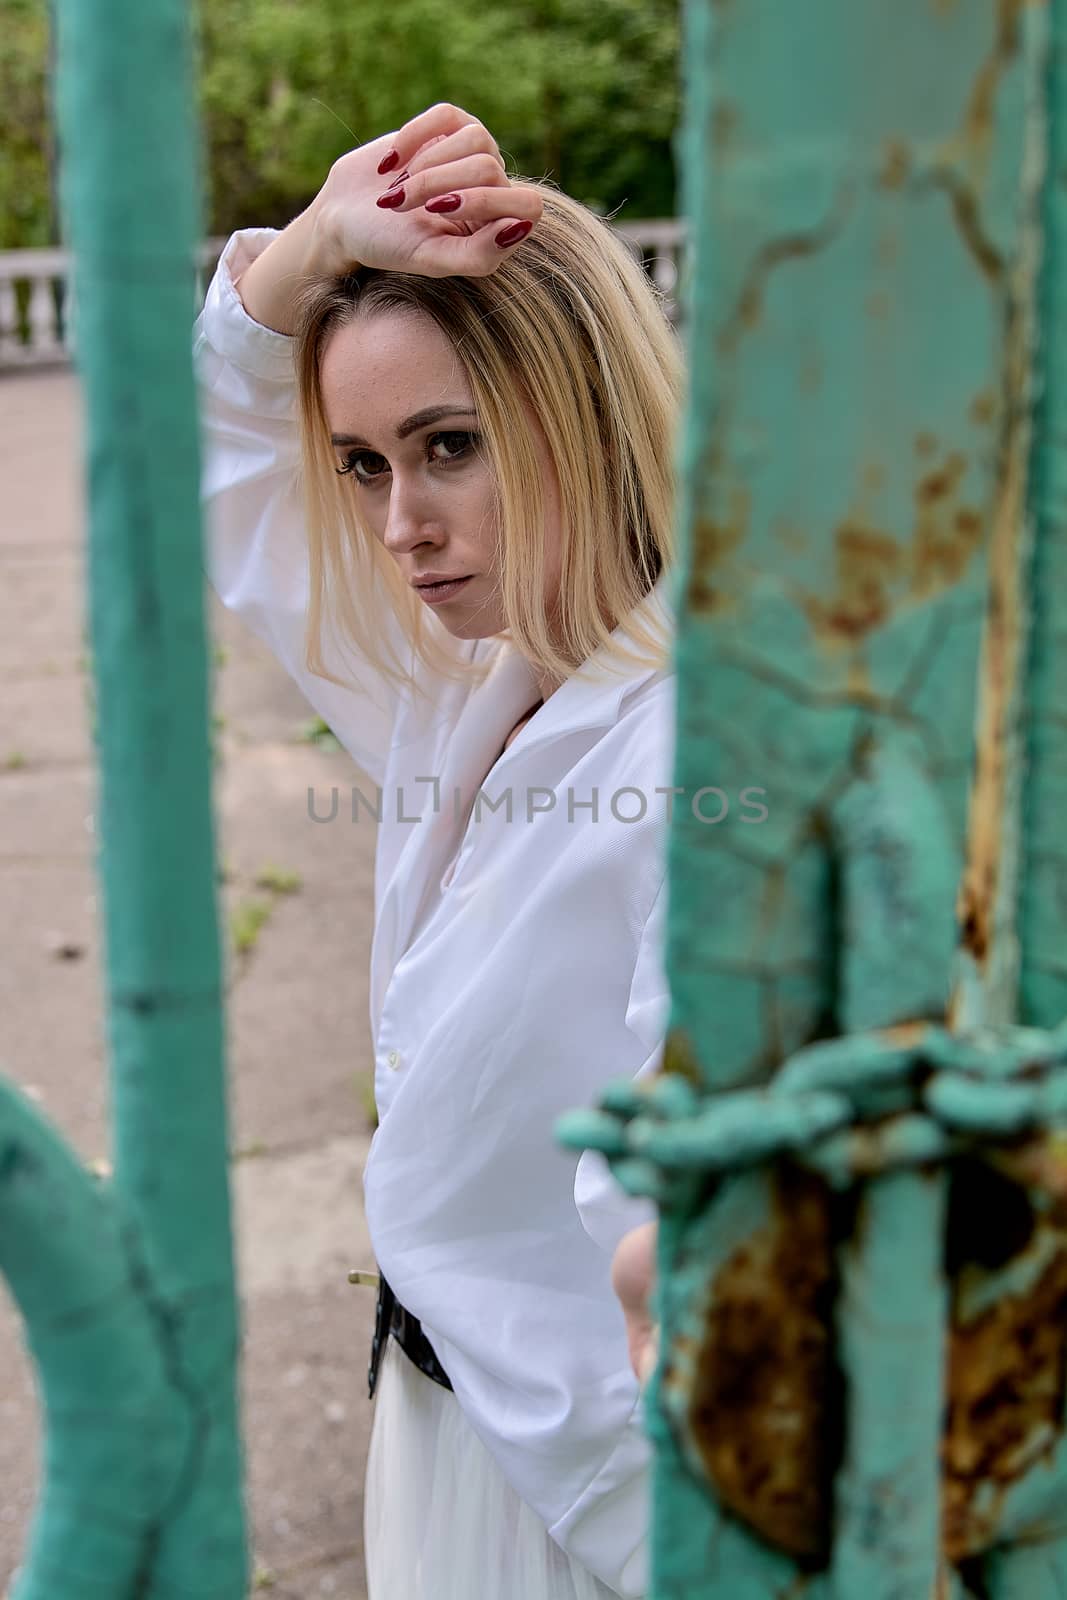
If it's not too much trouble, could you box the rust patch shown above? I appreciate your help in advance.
[943,1168,1067,1560]
[802,520,901,644]
[837,524,901,568]
[970,389,998,427]
[687,524,731,614]
[917,453,966,504]
[687,487,748,615]
[687,1166,842,1559]
[662,1027,704,1092]
[956,855,995,968]
[878,139,911,190]
[950,267,1031,983]
[799,442,988,648]
[965,0,1024,161]
[910,451,985,599]
[991,1131,1067,1200]
[932,168,1005,284]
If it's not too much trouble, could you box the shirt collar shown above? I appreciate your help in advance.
[481,574,676,751]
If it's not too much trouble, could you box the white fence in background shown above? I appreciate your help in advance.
[0,221,688,371]
[615,218,689,317]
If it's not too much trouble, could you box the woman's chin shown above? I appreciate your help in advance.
[442,618,499,640]
[430,602,504,640]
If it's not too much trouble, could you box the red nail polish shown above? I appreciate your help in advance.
[377,188,406,209]
[425,194,462,214]
[495,220,532,248]
[386,169,410,190]
[378,149,400,174]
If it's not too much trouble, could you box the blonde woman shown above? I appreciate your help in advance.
[194,100,682,1600]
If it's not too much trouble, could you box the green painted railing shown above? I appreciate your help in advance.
[560,1,1067,1595]
[0,0,247,1595]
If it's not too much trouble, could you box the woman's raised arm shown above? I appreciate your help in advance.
[233,101,544,336]
[192,102,546,784]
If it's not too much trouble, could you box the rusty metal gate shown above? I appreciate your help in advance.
[559,1,1067,1595]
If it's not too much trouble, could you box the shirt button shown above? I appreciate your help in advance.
[386,1049,400,1070]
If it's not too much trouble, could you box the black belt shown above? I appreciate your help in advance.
[368,1272,454,1399]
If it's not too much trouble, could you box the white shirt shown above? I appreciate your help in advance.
[194,228,672,1598]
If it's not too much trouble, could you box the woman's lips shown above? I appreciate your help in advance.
[415,576,474,604]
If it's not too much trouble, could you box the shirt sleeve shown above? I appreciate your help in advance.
[193,227,407,787]
[572,872,668,1255]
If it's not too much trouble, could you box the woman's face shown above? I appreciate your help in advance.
[320,307,562,640]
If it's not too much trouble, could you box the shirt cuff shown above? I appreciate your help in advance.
[198,227,298,383]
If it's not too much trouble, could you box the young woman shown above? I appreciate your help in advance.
[193,99,682,1600]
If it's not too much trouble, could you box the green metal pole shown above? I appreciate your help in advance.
[649,0,1047,1578]
[0,0,248,1593]
[560,1,1067,1594]
[52,0,247,1584]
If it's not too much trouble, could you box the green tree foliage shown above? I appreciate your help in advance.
[2,0,679,251]
[192,0,680,230]
[0,0,53,249]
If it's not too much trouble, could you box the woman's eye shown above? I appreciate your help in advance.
[335,449,384,484]
[335,431,478,486]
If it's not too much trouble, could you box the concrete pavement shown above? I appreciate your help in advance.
[0,367,380,1597]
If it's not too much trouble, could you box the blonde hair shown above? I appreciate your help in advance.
[292,179,685,700]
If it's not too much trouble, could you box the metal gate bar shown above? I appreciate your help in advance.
[0,0,247,1593]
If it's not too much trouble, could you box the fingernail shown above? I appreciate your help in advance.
[386,169,410,190]
[425,193,462,214]
[495,220,532,248]
[378,149,400,174]
[377,188,406,209]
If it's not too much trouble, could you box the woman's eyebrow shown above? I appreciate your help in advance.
[330,405,478,449]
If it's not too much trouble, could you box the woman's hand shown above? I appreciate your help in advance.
[315,101,544,280]
[232,101,541,334]
[610,1220,660,1387]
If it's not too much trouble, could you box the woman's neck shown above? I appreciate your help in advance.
[502,696,544,752]
[534,669,566,704]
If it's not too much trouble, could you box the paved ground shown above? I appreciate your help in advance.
[0,368,380,1597]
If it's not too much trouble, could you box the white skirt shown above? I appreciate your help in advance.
[364,1334,627,1599]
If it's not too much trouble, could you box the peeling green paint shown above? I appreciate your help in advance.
[556,0,1067,1593]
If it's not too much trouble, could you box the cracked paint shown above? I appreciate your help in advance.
[721,188,856,349]
[617,0,1059,1592]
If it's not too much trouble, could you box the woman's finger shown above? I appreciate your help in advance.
[611,1221,658,1319]
[379,101,494,176]
[637,1322,660,1389]
[377,155,523,216]
[405,215,538,278]
[368,102,538,278]
[407,124,507,182]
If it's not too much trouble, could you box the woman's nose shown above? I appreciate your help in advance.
[380,478,445,556]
